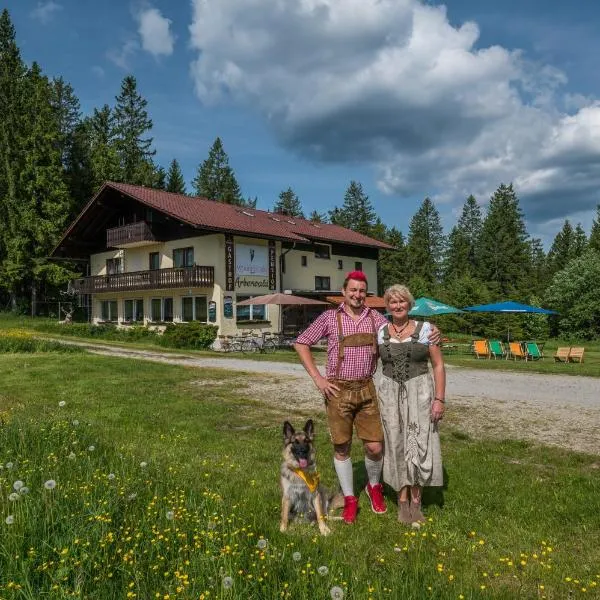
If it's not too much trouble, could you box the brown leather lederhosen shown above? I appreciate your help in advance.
[325,309,383,444]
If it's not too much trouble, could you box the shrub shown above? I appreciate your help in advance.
[158,322,218,350]
[0,333,83,353]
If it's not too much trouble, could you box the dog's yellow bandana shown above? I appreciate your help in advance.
[292,469,320,493]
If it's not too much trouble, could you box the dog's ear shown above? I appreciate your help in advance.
[283,421,295,441]
[303,419,314,440]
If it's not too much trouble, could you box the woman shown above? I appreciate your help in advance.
[376,284,446,525]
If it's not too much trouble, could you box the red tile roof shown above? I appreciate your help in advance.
[101,182,394,249]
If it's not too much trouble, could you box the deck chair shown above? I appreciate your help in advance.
[472,339,490,359]
[508,342,527,361]
[488,339,506,360]
[524,341,543,361]
[554,347,571,362]
[569,347,585,363]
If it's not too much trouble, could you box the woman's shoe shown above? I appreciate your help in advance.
[397,501,412,524]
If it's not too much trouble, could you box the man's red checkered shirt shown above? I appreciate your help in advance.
[295,304,388,381]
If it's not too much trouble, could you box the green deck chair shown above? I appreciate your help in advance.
[524,341,543,360]
[488,339,506,359]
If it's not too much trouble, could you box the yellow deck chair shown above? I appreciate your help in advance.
[568,347,585,363]
[509,342,527,361]
[473,340,490,359]
[554,347,571,362]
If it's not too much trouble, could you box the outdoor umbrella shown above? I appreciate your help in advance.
[236,293,329,334]
[409,297,464,317]
[462,301,558,341]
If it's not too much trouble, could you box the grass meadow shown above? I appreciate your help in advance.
[0,342,599,599]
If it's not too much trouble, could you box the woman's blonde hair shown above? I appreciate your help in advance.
[383,284,415,309]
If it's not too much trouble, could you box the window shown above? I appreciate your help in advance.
[338,259,343,270]
[173,247,194,268]
[354,261,363,271]
[314,244,330,259]
[236,296,266,322]
[150,298,173,322]
[149,252,160,270]
[124,299,144,322]
[315,276,331,291]
[100,300,118,321]
[301,255,307,267]
[106,258,122,275]
[182,296,208,322]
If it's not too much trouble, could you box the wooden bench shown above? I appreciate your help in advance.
[554,347,570,362]
[569,347,585,363]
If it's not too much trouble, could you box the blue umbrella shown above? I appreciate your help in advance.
[462,301,558,341]
[409,297,464,317]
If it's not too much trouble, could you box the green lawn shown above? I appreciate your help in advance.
[0,351,598,599]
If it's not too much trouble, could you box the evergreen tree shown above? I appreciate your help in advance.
[113,75,155,184]
[444,195,482,281]
[406,197,445,284]
[377,226,408,294]
[546,219,579,277]
[166,159,186,194]
[192,137,244,204]
[589,205,600,252]
[50,76,81,168]
[153,165,166,190]
[528,237,547,296]
[244,196,258,208]
[573,223,588,256]
[85,105,121,190]
[476,183,530,297]
[273,187,304,218]
[309,210,327,223]
[329,181,376,236]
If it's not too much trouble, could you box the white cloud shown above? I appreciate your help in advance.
[30,1,62,25]
[135,7,175,57]
[107,39,139,70]
[188,0,600,227]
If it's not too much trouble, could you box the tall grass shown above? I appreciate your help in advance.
[0,353,599,599]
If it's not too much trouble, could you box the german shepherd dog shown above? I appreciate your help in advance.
[279,419,344,536]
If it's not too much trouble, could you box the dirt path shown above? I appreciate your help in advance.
[61,340,600,455]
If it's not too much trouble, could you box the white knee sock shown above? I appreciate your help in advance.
[364,456,383,486]
[334,457,354,497]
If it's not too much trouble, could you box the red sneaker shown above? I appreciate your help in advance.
[365,483,387,514]
[342,495,359,524]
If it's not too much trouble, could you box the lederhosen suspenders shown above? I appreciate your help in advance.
[334,309,378,380]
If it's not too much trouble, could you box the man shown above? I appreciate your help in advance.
[294,271,440,524]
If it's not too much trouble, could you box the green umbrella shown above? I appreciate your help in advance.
[409,297,464,317]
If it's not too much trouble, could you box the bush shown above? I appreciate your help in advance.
[158,321,218,350]
[0,333,83,353]
[33,322,160,342]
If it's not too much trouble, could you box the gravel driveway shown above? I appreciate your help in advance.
[66,341,600,455]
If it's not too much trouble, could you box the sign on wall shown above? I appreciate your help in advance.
[223,296,233,319]
[225,235,235,291]
[268,240,276,291]
[235,243,272,291]
[208,300,217,322]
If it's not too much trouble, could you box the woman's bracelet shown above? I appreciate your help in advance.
[434,397,445,404]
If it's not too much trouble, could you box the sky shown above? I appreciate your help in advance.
[6,0,600,247]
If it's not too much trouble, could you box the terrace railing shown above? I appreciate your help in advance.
[70,265,214,294]
[107,221,155,248]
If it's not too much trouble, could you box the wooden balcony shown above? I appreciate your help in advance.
[107,221,156,248]
[70,266,215,294]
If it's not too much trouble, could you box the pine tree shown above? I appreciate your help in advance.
[192,137,243,204]
[546,220,577,277]
[113,75,155,184]
[273,187,304,217]
[476,183,530,297]
[528,237,547,296]
[589,205,600,252]
[573,223,588,256]
[329,181,376,236]
[86,105,121,190]
[166,159,186,194]
[377,226,408,294]
[309,210,327,223]
[406,197,445,284]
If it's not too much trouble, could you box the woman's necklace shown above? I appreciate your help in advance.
[391,320,411,338]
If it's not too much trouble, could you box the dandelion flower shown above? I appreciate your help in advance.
[107,473,116,481]
[6,462,14,470]
[68,452,76,460]
[13,480,24,491]
[318,566,329,576]
[19,486,29,495]
[222,576,233,589]
[330,586,344,599]
[127,493,137,501]
[292,551,302,562]
[9,492,20,501]
[72,419,79,426]
[58,401,66,407]
[140,461,148,468]
[44,479,57,490]
[166,511,175,521]
[88,445,95,452]
[5,515,14,525]
[257,539,267,550]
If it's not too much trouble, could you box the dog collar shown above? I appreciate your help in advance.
[292,468,320,493]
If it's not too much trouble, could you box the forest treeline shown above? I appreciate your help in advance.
[1,9,599,339]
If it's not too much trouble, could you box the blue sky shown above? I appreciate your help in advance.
[7,0,600,247]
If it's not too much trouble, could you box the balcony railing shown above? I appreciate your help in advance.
[107,221,156,248]
[70,266,215,294]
